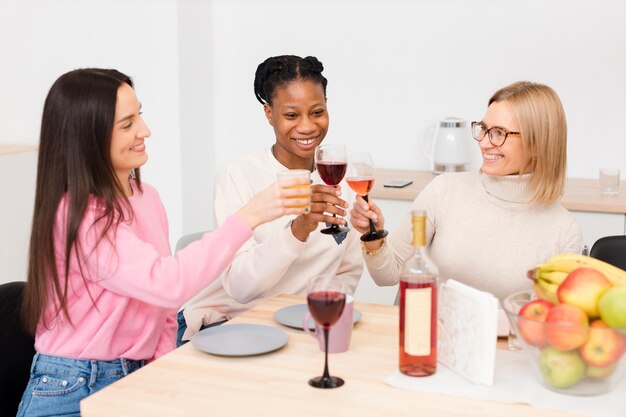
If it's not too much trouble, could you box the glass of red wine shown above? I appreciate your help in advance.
[314,144,349,235]
[306,275,346,389]
[346,152,388,242]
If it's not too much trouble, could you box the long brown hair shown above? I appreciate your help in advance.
[489,81,567,206]
[22,68,142,335]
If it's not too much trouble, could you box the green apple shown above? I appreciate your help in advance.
[539,346,585,388]
[586,363,617,379]
[599,285,626,328]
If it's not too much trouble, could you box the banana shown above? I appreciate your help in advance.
[541,253,626,287]
[526,267,561,303]
[533,278,559,304]
[527,253,626,303]
[536,258,581,274]
[536,270,569,286]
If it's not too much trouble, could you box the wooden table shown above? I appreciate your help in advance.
[372,168,626,214]
[81,295,582,417]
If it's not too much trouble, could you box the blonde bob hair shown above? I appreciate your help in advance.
[488,81,566,206]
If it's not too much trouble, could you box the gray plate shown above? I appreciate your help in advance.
[191,323,288,357]
[273,303,362,330]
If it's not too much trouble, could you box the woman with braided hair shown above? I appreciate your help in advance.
[177,55,363,345]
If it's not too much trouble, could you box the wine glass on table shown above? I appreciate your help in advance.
[346,152,388,242]
[314,144,349,235]
[306,275,346,389]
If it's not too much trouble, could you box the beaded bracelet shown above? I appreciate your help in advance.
[360,237,387,256]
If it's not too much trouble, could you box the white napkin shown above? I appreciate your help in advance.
[437,279,499,386]
[386,350,625,417]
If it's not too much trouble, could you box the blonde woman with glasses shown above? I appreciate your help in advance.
[350,81,582,301]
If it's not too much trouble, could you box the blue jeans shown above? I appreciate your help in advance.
[16,353,144,417]
[176,310,226,347]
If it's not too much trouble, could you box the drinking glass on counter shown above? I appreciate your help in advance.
[306,275,346,388]
[599,168,620,195]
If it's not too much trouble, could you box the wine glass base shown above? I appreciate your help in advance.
[308,376,345,389]
[320,226,350,235]
[360,229,389,242]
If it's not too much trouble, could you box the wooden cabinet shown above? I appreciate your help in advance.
[0,146,37,285]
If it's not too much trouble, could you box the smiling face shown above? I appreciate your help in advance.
[478,100,531,176]
[110,83,151,195]
[264,79,329,170]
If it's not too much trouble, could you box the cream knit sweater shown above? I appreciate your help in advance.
[181,148,363,340]
[365,171,582,300]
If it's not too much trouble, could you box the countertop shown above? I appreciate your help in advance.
[371,168,626,214]
[0,144,38,155]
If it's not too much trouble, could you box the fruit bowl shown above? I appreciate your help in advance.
[503,289,626,396]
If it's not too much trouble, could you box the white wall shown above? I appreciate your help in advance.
[0,0,184,251]
[206,0,626,198]
[0,150,37,283]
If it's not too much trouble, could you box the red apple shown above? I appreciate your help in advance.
[545,303,589,351]
[517,299,553,347]
[557,268,612,318]
[579,320,626,367]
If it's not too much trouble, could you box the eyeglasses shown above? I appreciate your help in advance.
[471,121,520,147]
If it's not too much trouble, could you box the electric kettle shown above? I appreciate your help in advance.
[422,117,470,174]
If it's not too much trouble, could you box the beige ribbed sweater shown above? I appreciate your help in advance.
[365,171,582,300]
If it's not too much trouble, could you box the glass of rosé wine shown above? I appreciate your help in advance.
[314,144,349,235]
[346,152,388,242]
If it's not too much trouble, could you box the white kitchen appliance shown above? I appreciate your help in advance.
[423,117,470,174]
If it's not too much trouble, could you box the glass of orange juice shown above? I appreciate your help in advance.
[277,169,311,211]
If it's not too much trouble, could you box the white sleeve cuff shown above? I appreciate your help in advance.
[276,219,308,256]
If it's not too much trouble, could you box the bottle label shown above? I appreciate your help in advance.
[404,287,432,356]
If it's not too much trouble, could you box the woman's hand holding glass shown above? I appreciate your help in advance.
[237,177,312,229]
[290,184,349,242]
[349,196,386,246]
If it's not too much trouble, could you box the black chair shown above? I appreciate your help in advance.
[0,281,36,416]
[590,235,626,270]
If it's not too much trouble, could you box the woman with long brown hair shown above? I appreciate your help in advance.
[17,68,310,416]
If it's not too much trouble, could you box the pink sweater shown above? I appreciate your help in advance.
[34,182,252,361]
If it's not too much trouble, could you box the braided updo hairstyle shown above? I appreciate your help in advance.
[254,55,328,105]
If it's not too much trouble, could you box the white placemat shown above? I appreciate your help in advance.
[385,350,625,417]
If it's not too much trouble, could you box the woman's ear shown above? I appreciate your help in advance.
[263,104,273,125]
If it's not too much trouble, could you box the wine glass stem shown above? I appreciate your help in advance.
[363,195,378,237]
[322,327,331,384]
[330,214,339,231]
[330,185,340,230]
